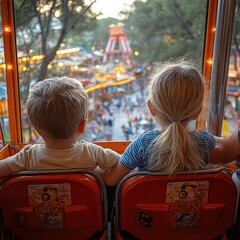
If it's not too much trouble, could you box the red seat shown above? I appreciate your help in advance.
[0,169,108,240]
[113,168,238,240]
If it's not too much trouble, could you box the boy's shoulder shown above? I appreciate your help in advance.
[77,140,100,149]
[77,140,118,153]
[20,143,42,152]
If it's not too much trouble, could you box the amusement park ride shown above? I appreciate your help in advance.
[85,23,135,95]
[103,23,133,69]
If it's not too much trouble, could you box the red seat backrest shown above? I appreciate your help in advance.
[0,169,107,240]
[114,168,238,240]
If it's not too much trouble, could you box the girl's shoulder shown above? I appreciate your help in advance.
[134,129,160,147]
[191,130,214,139]
[190,130,215,150]
[140,129,160,139]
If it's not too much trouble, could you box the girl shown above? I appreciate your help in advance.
[103,60,240,186]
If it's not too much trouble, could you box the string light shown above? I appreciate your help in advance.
[4,26,11,32]
[207,59,213,65]
[6,64,13,70]
[56,47,80,55]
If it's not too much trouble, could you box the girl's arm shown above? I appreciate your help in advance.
[102,161,131,186]
[102,135,143,186]
[222,129,240,162]
[93,166,106,176]
[209,130,240,164]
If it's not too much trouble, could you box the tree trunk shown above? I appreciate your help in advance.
[37,57,50,82]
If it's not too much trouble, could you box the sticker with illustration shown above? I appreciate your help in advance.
[166,181,209,203]
[28,183,72,228]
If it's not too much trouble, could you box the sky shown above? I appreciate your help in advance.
[90,0,134,19]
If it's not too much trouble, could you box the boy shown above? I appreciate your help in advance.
[0,77,120,182]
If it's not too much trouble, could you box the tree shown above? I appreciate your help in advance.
[124,0,207,63]
[232,0,240,75]
[15,0,99,83]
[232,0,240,54]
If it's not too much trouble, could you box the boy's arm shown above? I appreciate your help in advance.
[102,161,131,186]
[0,160,12,178]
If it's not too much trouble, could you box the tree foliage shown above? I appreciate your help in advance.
[125,0,207,63]
[233,0,240,53]
[15,0,98,83]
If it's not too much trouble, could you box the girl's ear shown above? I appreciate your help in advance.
[78,119,87,133]
[147,100,157,116]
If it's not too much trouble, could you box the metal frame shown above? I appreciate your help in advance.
[207,0,237,135]
[1,0,22,144]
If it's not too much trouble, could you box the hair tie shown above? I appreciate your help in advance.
[169,118,180,123]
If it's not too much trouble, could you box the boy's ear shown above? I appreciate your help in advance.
[147,100,157,116]
[78,119,87,133]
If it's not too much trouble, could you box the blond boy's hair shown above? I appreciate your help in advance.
[27,77,88,139]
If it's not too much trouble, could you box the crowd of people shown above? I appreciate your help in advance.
[83,86,156,142]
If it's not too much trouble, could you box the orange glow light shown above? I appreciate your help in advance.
[7,64,13,70]
[4,26,11,32]
[207,59,213,65]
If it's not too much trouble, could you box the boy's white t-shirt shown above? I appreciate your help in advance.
[6,140,120,172]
